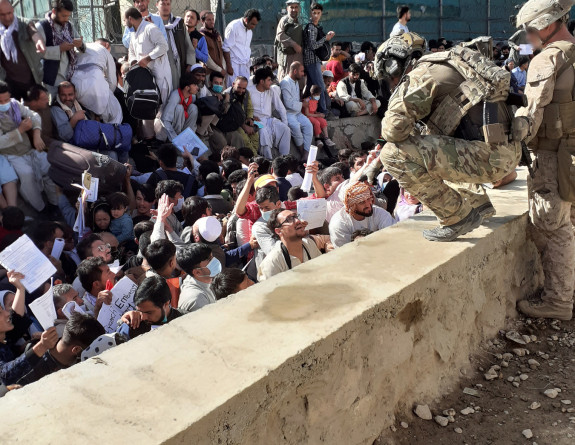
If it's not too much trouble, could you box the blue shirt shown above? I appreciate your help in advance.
[123,14,168,48]
[512,67,527,88]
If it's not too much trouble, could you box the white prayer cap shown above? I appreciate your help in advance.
[190,63,204,72]
[197,216,222,242]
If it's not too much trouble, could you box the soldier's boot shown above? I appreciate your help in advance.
[517,299,573,321]
[475,201,497,222]
[423,208,482,242]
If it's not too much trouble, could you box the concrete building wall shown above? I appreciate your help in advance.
[0,170,540,444]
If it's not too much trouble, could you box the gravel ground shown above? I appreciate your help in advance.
[376,315,575,445]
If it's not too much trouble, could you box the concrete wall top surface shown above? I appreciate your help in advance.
[0,169,533,444]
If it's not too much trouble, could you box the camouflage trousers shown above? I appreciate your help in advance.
[380,135,521,226]
[529,150,575,309]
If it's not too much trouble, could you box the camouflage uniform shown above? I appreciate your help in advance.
[380,53,521,227]
[516,43,575,311]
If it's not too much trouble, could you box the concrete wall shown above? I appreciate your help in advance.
[0,171,540,444]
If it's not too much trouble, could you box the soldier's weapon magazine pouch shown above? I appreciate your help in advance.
[482,101,507,144]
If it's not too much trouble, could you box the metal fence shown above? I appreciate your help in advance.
[13,0,124,43]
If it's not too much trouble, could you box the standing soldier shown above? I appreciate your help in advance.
[514,0,575,321]
[378,33,521,242]
[275,0,304,89]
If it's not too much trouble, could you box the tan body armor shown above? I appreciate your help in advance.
[535,41,575,152]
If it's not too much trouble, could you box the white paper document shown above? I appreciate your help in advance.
[301,145,318,193]
[29,286,57,330]
[51,238,65,260]
[62,301,86,319]
[97,277,138,333]
[519,44,533,55]
[0,235,56,293]
[297,198,327,230]
[172,128,209,158]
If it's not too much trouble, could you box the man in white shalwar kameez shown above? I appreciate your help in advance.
[124,7,171,109]
[70,39,121,124]
[247,67,290,159]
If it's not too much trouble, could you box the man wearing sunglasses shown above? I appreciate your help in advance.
[257,209,331,281]
[514,0,575,321]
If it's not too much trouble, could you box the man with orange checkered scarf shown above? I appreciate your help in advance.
[329,182,396,248]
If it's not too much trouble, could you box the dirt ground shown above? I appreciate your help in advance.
[376,315,575,445]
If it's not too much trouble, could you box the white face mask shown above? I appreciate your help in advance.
[173,197,184,212]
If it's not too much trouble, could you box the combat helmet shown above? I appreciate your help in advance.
[375,32,426,80]
[516,0,575,30]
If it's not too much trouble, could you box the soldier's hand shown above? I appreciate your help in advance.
[511,116,530,142]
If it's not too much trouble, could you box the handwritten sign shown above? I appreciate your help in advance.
[97,277,138,333]
[297,198,327,230]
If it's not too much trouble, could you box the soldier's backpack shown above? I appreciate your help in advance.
[417,44,511,137]
[47,140,127,196]
[124,66,161,120]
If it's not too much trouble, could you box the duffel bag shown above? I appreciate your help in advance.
[71,120,132,153]
[47,140,127,196]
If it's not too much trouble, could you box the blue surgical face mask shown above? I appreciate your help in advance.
[196,257,222,279]
[312,96,320,101]
[262,209,274,222]
[0,102,10,113]
[212,84,224,94]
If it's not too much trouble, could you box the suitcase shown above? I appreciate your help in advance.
[47,140,127,196]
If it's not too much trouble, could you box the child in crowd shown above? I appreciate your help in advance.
[109,192,134,244]
[303,85,336,149]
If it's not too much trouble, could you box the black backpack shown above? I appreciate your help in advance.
[124,66,161,120]
[216,95,247,133]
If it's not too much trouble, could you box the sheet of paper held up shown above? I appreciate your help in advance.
[301,145,318,192]
[519,44,533,55]
[61,301,86,319]
[29,285,57,330]
[297,198,327,230]
[50,237,65,260]
[97,277,138,333]
[172,128,209,158]
[0,235,56,293]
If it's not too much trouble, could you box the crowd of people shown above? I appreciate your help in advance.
[0,0,411,393]
[0,0,551,392]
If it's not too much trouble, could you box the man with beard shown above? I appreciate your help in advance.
[391,5,411,37]
[155,0,196,91]
[329,182,395,248]
[275,0,304,89]
[36,0,85,97]
[258,209,330,281]
[119,275,183,339]
[0,0,45,100]
[209,74,247,150]
[216,76,259,155]
[122,0,167,49]
[280,61,313,156]
[336,63,380,117]
[199,10,226,79]
[184,8,208,63]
